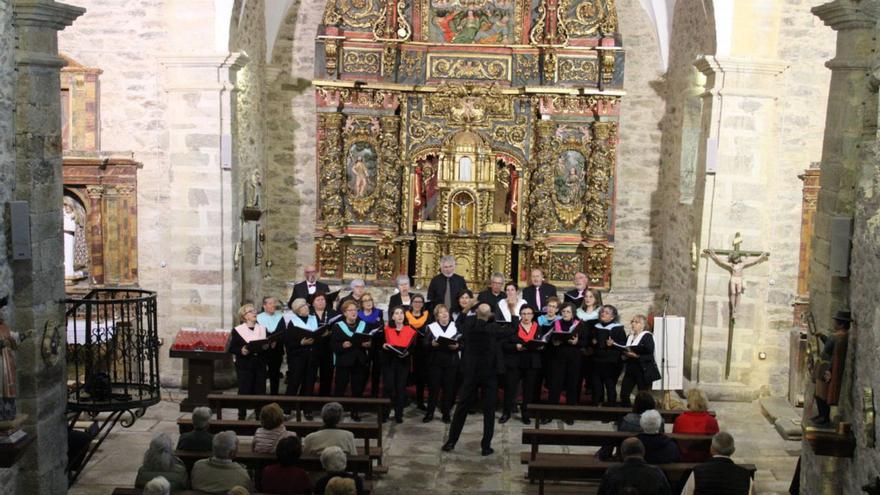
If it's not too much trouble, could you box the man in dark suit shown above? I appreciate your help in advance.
[564,271,589,308]
[426,255,469,313]
[598,438,672,495]
[442,303,504,456]
[477,272,506,310]
[680,432,753,495]
[288,265,330,307]
[521,268,557,313]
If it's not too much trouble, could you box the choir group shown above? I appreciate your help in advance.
[227,256,662,428]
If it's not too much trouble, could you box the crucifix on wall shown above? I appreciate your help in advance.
[704,232,770,378]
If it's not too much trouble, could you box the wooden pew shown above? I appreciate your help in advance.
[206,394,390,422]
[527,404,715,426]
[177,418,383,461]
[175,448,375,480]
[527,456,756,495]
[520,428,714,464]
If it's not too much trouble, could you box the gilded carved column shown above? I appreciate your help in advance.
[529,119,557,236]
[585,121,616,240]
[86,185,104,285]
[318,112,345,232]
[377,115,401,232]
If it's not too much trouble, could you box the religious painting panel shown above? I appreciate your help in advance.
[423,0,520,45]
[553,149,586,228]
[346,142,378,205]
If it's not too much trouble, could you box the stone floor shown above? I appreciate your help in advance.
[68,388,801,494]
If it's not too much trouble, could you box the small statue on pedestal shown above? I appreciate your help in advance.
[0,296,24,424]
[811,310,851,426]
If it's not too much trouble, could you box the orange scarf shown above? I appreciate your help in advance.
[518,321,539,342]
[405,310,429,330]
[384,324,417,347]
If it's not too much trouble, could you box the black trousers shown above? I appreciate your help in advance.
[369,345,383,397]
[318,347,334,396]
[619,364,651,406]
[383,358,410,419]
[580,356,595,404]
[592,362,622,405]
[335,365,367,398]
[411,346,429,404]
[447,372,498,450]
[548,347,582,405]
[504,366,539,415]
[236,365,267,419]
[427,365,457,416]
[265,347,284,395]
[286,350,318,397]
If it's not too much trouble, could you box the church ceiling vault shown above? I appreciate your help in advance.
[313,0,623,289]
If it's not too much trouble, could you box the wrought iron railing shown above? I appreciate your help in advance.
[64,288,160,412]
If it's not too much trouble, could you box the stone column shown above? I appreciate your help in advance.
[157,53,245,386]
[85,185,104,284]
[9,1,83,493]
[691,55,787,399]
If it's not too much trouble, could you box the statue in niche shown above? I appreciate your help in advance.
[346,142,378,199]
[246,169,263,208]
[704,233,770,320]
[63,196,88,284]
[555,150,585,205]
[414,155,440,221]
[493,159,518,226]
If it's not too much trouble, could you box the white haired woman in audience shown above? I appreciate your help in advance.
[177,406,214,451]
[135,433,188,490]
[314,446,365,495]
[142,476,171,495]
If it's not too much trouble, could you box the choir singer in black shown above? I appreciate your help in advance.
[442,303,504,456]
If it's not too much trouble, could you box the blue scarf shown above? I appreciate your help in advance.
[357,309,382,324]
[336,319,367,337]
[257,312,284,334]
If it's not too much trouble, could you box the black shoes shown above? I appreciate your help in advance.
[521,415,531,425]
[564,419,574,426]
[442,413,451,424]
[351,412,361,422]
[442,442,455,452]
[539,417,552,425]
[395,416,403,424]
[416,402,427,411]
[499,413,511,424]
[422,413,434,423]
[481,447,494,456]
[304,412,313,421]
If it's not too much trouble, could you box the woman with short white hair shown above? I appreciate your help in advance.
[142,476,171,495]
[388,275,421,311]
[135,433,188,490]
[314,446,365,495]
[229,303,270,419]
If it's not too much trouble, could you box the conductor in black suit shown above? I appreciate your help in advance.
[426,255,469,313]
[521,268,557,313]
[288,265,330,307]
[442,303,504,456]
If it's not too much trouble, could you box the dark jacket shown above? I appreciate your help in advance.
[388,292,422,312]
[477,288,505,309]
[176,430,214,452]
[425,321,460,368]
[522,283,558,310]
[288,280,330,307]
[564,288,586,308]
[692,456,753,495]
[637,432,682,464]
[597,457,672,495]
[623,332,657,378]
[331,320,370,368]
[502,322,543,369]
[460,318,504,376]
[593,322,627,364]
[426,273,469,313]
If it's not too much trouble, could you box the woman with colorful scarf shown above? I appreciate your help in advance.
[357,293,385,398]
[332,300,372,421]
[405,294,431,410]
[501,305,543,424]
[382,306,418,423]
[423,304,460,423]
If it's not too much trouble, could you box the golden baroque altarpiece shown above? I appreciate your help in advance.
[315,0,624,289]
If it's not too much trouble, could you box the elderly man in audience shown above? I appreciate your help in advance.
[598,438,672,495]
[142,476,171,495]
[681,431,753,495]
[261,436,313,495]
[303,402,358,456]
[314,446,365,495]
[177,406,214,451]
[637,409,681,464]
[191,431,253,494]
[135,433,188,490]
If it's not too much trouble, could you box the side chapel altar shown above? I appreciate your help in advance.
[313,0,624,288]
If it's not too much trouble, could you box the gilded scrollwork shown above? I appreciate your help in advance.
[530,239,551,268]
[530,0,548,44]
[335,0,384,29]
[584,121,616,239]
[318,113,345,230]
[345,245,377,275]
[318,234,342,277]
[515,54,539,81]
[377,236,396,279]
[376,116,403,230]
[558,57,599,81]
[492,115,528,157]
[324,39,341,77]
[558,0,618,37]
[382,43,397,77]
[424,83,513,126]
[529,120,558,235]
[399,50,423,79]
[342,50,381,74]
[428,56,510,81]
[584,243,612,286]
[543,50,557,83]
[550,252,582,282]
[408,110,444,148]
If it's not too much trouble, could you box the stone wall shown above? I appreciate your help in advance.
[0,1,18,489]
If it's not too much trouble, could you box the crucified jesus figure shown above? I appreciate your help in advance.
[705,245,769,320]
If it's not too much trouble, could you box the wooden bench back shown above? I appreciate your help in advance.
[526,404,715,424]
[175,449,374,478]
[178,418,380,439]
[207,394,390,420]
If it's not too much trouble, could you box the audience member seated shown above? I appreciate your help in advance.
[681,432,753,495]
[253,402,295,454]
[636,410,681,464]
[261,436,313,495]
[142,476,171,495]
[325,476,357,495]
[598,391,666,460]
[135,433,189,491]
[313,447,365,495]
[191,431,254,494]
[597,438,672,495]
[303,402,357,456]
[228,487,251,495]
[177,406,214,451]
[673,388,720,462]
